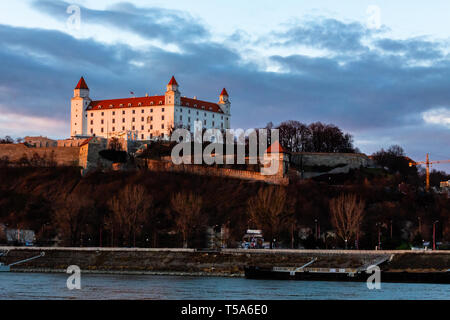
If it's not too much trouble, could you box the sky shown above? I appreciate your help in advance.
[0,0,449,172]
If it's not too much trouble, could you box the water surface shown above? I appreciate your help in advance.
[0,272,449,300]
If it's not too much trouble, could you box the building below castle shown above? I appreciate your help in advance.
[71,76,231,140]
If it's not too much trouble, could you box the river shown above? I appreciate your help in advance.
[0,272,449,300]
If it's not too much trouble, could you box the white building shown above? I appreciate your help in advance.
[71,76,231,140]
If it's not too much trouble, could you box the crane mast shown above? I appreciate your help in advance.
[409,154,450,191]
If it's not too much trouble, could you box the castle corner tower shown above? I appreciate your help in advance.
[165,76,181,106]
[218,88,231,128]
[71,77,90,137]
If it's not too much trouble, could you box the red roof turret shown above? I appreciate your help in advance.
[220,88,229,96]
[168,76,178,86]
[75,77,89,90]
[265,141,286,153]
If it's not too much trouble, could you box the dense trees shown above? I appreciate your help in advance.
[170,192,204,248]
[247,186,288,248]
[108,184,153,247]
[275,121,355,153]
[0,166,448,249]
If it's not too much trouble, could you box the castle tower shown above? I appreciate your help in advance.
[218,88,231,127]
[71,77,90,137]
[165,76,181,106]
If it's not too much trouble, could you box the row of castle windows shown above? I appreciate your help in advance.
[90,123,165,134]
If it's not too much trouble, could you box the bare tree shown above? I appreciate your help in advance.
[54,194,93,246]
[329,194,365,249]
[170,192,203,248]
[247,186,287,248]
[108,184,152,247]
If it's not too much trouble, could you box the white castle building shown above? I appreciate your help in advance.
[71,76,231,140]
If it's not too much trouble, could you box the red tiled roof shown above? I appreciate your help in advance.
[220,88,229,96]
[180,97,224,113]
[168,76,178,86]
[79,137,93,147]
[87,95,224,114]
[266,141,286,153]
[88,96,166,110]
[75,77,89,90]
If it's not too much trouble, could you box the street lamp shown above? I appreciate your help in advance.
[433,220,439,251]
[314,219,318,240]
[376,222,381,250]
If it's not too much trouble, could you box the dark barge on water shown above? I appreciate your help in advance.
[244,256,450,284]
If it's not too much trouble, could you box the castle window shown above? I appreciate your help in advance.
[186,103,189,106]
[194,104,197,108]
[202,106,205,109]
[112,127,115,131]
[188,110,191,114]
[161,124,164,129]
[101,112,104,116]
[101,119,104,124]
[99,105,102,109]
[128,103,132,107]
[132,118,135,122]
[141,134,144,139]
[162,108,165,112]
[122,126,125,131]
[150,125,153,129]
[161,116,165,120]
[141,109,144,113]
[147,116,151,123]
[141,117,144,122]
[150,133,153,138]
[138,103,142,106]
[101,128,104,133]
[159,101,162,105]
[122,110,125,115]
[212,114,214,118]
[112,111,115,115]
[221,123,223,129]
[212,121,215,126]
[109,104,113,108]
[119,104,123,107]
[90,128,93,134]
[141,125,144,130]
[150,109,153,113]
[204,120,206,125]
[112,119,115,123]
[188,117,191,122]
[180,115,182,121]
[204,113,206,116]
[221,116,223,120]
[196,111,199,115]
[150,102,154,105]
[90,113,93,117]
[209,107,212,111]
[90,120,93,125]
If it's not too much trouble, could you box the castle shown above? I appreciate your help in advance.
[71,76,231,140]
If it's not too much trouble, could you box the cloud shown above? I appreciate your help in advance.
[32,0,209,44]
[269,18,376,53]
[375,38,445,61]
[422,107,450,127]
[0,108,67,138]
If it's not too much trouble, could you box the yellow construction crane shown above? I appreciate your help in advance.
[409,154,450,191]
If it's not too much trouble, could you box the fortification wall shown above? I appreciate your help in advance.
[0,144,79,166]
[141,159,289,185]
[290,152,374,169]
